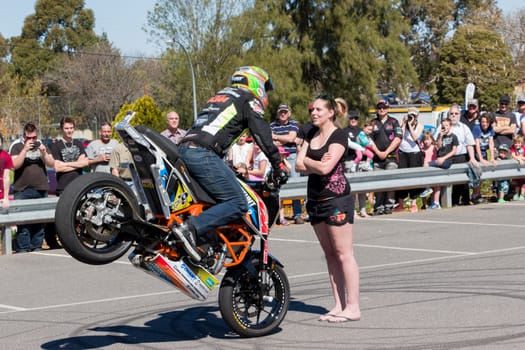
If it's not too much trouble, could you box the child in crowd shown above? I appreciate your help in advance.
[426,118,458,209]
[228,131,253,170]
[496,144,511,203]
[472,112,496,203]
[419,132,441,209]
[473,112,496,166]
[430,118,457,169]
[247,143,270,181]
[277,147,292,225]
[510,135,525,200]
[354,122,375,171]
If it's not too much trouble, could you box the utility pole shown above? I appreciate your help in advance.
[166,40,198,122]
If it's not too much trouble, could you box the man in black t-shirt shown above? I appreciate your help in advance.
[461,99,480,132]
[50,116,88,196]
[47,117,89,249]
[370,100,402,215]
[493,94,517,148]
[344,110,361,170]
[10,122,55,252]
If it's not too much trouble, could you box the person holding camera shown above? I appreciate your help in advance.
[10,121,55,252]
[395,107,424,212]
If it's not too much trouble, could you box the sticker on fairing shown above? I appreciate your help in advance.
[202,104,237,135]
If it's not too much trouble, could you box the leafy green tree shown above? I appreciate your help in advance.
[220,0,310,121]
[400,0,502,99]
[146,0,253,126]
[9,0,99,81]
[435,24,516,109]
[263,0,416,112]
[111,96,165,140]
[0,35,8,76]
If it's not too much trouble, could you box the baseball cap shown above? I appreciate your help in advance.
[376,99,389,108]
[407,106,419,116]
[500,94,511,104]
[467,99,478,107]
[278,104,291,112]
[498,143,510,152]
[517,95,525,103]
[348,110,360,119]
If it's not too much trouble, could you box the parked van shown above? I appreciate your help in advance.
[369,104,450,135]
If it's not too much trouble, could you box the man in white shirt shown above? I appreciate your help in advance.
[85,122,119,173]
[448,105,478,206]
[161,111,186,144]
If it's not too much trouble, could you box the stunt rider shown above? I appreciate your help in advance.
[174,66,287,262]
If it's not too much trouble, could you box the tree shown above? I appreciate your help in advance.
[0,35,8,77]
[400,0,502,98]
[9,0,99,81]
[0,73,51,140]
[146,0,255,126]
[112,95,165,138]
[435,24,516,109]
[264,0,416,111]
[499,8,525,84]
[45,42,157,130]
[216,0,310,121]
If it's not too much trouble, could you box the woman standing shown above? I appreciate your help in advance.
[395,107,424,212]
[296,95,360,323]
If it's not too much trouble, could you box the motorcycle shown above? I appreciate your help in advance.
[55,112,290,337]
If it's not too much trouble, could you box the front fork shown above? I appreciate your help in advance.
[259,232,271,287]
[240,233,284,302]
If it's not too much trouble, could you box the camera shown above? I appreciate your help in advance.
[31,140,41,150]
[407,114,415,123]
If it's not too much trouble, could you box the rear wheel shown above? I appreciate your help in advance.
[218,260,290,337]
[55,172,138,265]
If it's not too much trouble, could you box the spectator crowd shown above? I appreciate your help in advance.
[2,92,525,253]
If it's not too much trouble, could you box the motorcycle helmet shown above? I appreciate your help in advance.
[231,66,274,108]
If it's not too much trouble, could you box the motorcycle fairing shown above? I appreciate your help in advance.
[130,252,218,301]
[117,121,214,219]
[238,180,269,236]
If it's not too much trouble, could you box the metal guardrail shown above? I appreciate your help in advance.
[2,160,524,255]
[281,159,525,198]
[0,197,58,255]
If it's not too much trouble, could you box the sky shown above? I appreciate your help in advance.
[0,1,522,58]
[0,0,160,58]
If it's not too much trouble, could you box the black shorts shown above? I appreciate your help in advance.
[306,194,355,226]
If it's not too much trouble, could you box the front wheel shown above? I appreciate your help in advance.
[218,260,290,337]
[55,172,138,265]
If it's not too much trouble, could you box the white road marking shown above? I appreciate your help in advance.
[0,291,179,314]
[0,304,27,311]
[367,217,525,228]
[2,245,523,315]
[271,238,474,255]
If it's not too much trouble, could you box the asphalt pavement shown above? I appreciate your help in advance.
[1,201,525,349]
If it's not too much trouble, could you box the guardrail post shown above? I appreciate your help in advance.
[441,185,452,208]
[1,226,12,255]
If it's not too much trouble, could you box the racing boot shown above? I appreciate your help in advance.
[171,222,203,262]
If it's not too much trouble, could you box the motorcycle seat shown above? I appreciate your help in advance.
[135,125,216,205]
[136,125,180,162]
